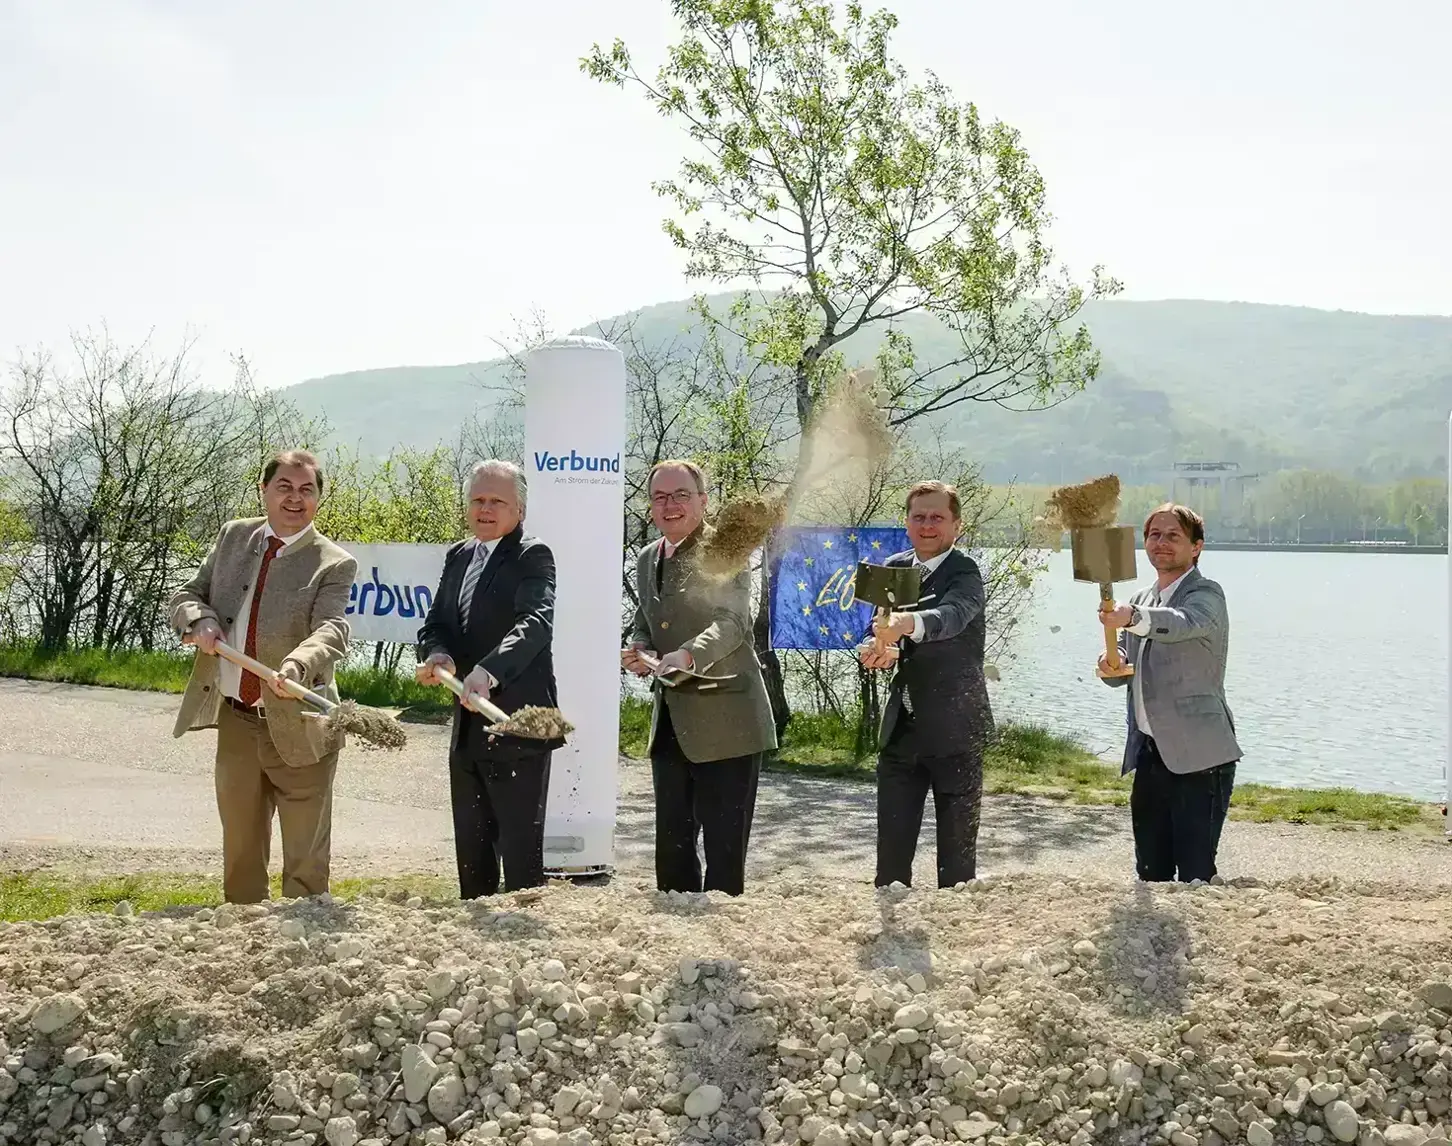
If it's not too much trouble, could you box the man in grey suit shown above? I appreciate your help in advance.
[1099,502,1241,883]
[859,480,995,888]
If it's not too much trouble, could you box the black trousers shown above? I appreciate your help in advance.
[1130,734,1236,883]
[448,748,552,899]
[650,702,761,895]
[875,714,984,889]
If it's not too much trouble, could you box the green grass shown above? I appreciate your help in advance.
[0,643,194,692]
[0,870,454,923]
[4,644,1440,833]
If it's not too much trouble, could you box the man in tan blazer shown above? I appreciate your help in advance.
[168,449,357,903]
[621,459,777,895]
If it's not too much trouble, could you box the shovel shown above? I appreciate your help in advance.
[433,666,574,741]
[1069,524,1138,680]
[854,560,926,662]
[635,649,737,687]
[212,641,408,749]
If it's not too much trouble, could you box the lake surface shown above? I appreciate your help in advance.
[989,549,1449,801]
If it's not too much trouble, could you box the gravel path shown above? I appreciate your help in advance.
[1,678,1448,888]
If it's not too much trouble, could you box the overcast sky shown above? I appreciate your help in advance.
[1,0,1447,387]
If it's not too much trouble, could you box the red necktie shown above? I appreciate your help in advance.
[238,536,285,706]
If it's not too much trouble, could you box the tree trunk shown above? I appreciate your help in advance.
[752,546,791,741]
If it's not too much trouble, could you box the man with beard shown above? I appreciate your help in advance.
[621,459,777,895]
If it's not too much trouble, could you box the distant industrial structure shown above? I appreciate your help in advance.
[1170,461,1261,539]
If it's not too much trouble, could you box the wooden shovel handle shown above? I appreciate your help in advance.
[434,666,511,724]
[1098,584,1126,671]
[214,641,334,711]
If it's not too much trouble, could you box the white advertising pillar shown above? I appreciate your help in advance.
[524,336,627,873]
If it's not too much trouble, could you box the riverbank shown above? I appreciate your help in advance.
[1,644,1442,832]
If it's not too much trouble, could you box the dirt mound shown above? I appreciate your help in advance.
[1,873,1449,1146]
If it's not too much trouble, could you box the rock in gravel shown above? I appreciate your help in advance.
[426,1072,465,1123]
[1247,1123,1275,1146]
[324,1116,360,1146]
[400,1044,438,1104]
[30,994,86,1034]
[1325,1100,1359,1143]
[682,1083,723,1118]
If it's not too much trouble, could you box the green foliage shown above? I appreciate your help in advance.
[316,447,465,544]
[583,0,1117,429]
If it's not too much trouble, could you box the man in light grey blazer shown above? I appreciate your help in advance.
[1099,503,1240,883]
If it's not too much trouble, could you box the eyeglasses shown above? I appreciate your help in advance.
[650,490,698,507]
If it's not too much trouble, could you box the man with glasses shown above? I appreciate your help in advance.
[621,459,777,895]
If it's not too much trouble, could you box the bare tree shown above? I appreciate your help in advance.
[0,332,309,650]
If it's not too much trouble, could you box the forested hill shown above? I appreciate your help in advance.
[284,297,1452,483]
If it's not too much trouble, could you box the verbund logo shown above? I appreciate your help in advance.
[533,450,621,474]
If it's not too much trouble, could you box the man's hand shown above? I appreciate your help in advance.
[858,643,897,671]
[1100,603,1134,629]
[653,649,694,677]
[415,652,456,686]
[621,644,655,677]
[184,618,223,655]
[461,665,494,711]
[873,611,916,641]
[268,659,302,700]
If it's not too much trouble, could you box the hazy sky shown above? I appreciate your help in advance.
[2,0,1448,387]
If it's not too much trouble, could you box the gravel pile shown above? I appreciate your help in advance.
[1,873,1450,1146]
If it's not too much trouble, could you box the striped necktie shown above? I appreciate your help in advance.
[458,543,489,629]
[898,561,927,716]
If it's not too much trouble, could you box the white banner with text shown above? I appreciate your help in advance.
[338,543,448,645]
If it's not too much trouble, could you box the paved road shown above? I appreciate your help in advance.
[1,678,1448,887]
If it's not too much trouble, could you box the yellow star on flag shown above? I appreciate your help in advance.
[847,532,858,542]
[870,540,882,550]
[818,624,829,635]
[797,580,807,591]
[841,632,854,642]
[804,557,815,567]
[822,539,833,549]
[801,605,812,615]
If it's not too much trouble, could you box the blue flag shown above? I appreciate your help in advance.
[768,526,910,650]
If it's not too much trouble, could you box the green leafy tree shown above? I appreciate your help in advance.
[585,0,1116,729]
[583,0,1118,432]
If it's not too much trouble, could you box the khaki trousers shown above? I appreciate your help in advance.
[215,701,337,903]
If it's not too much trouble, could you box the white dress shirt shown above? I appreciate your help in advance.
[219,523,314,705]
[1124,568,1191,738]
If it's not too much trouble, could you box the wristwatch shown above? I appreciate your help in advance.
[1127,604,1143,630]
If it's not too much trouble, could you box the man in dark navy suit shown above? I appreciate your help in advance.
[858,480,994,888]
[415,460,563,898]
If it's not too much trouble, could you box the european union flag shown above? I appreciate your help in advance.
[768,526,911,650]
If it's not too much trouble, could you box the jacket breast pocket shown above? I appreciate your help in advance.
[1173,694,1223,717]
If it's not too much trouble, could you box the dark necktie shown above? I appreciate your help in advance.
[238,536,284,706]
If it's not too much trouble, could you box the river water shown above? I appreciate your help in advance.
[990,549,1448,800]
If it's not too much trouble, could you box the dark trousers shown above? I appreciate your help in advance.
[1130,734,1236,883]
[875,715,984,888]
[448,749,552,899]
[650,703,761,895]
